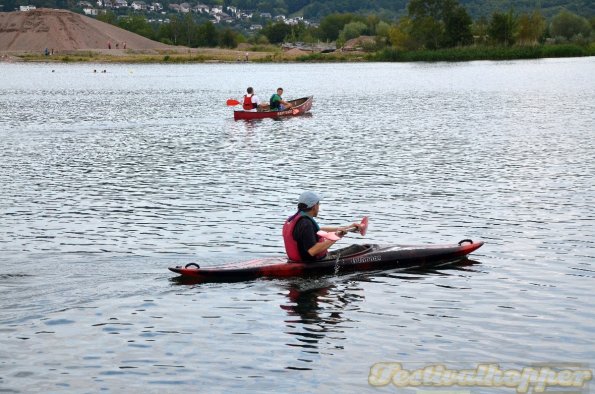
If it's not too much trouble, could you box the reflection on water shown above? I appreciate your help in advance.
[281,280,364,371]
[1,59,594,392]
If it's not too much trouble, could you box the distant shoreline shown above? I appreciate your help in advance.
[2,44,594,64]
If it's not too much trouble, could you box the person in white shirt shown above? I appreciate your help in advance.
[242,87,264,112]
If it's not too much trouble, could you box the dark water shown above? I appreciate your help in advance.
[1,59,594,393]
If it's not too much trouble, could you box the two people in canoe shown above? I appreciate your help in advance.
[283,191,362,262]
[242,87,293,112]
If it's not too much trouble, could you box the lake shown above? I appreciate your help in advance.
[1,58,594,393]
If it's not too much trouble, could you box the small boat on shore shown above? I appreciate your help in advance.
[169,239,484,283]
[234,96,313,120]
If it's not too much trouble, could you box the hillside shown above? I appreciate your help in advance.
[2,0,594,18]
[0,8,174,52]
[459,0,594,19]
[246,0,593,19]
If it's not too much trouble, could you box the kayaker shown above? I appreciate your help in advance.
[283,192,361,262]
[270,88,292,111]
[242,87,262,111]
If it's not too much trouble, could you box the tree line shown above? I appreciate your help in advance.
[96,0,594,51]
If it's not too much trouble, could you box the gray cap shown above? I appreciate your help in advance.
[298,191,321,208]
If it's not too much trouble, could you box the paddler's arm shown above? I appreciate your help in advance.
[320,225,342,232]
[321,223,362,234]
[307,237,341,257]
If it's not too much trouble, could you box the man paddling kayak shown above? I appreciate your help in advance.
[283,192,362,262]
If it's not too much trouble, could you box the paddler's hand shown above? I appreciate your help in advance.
[336,226,351,236]
[338,223,360,235]
[334,231,346,238]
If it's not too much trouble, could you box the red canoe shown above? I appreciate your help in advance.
[234,96,313,120]
[169,239,484,282]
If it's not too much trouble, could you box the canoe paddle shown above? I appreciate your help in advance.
[317,216,368,241]
[226,99,240,106]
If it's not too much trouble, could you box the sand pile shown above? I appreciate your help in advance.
[283,48,311,57]
[0,8,173,52]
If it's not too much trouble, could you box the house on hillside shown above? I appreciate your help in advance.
[131,1,146,10]
[179,2,190,13]
[226,6,237,16]
[83,7,98,15]
[287,17,303,25]
[169,3,180,12]
[113,0,128,8]
[193,4,208,13]
[98,0,115,8]
[213,12,232,23]
[19,5,36,11]
[209,5,222,15]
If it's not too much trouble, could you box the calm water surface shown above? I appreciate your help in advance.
[0,58,594,393]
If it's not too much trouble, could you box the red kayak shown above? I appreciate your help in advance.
[233,96,313,120]
[169,239,484,282]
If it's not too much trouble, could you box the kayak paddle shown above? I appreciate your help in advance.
[226,99,240,106]
[317,216,369,241]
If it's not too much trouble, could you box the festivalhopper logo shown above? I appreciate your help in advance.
[368,362,593,393]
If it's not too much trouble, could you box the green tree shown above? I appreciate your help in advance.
[261,21,292,44]
[389,17,417,50]
[443,5,473,47]
[376,21,391,39]
[472,16,489,44]
[339,21,368,41]
[488,10,517,46]
[197,21,219,47]
[407,0,470,49]
[516,11,546,45]
[319,13,356,41]
[97,10,118,25]
[365,14,380,34]
[118,14,154,40]
[550,10,592,40]
[187,14,200,47]
[163,15,183,45]
[285,22,309,43]
[219,28,238,48]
